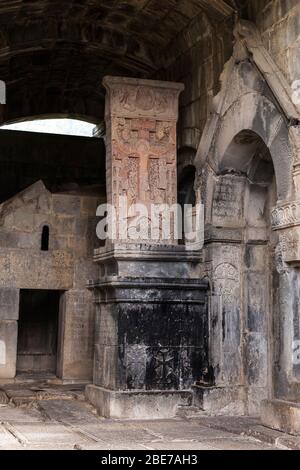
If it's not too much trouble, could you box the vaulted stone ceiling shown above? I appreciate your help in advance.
[0,0,237,123]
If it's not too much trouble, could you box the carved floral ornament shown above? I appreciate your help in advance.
[275,229,300,268]
[103,76,184,121]
[272,202,300,230]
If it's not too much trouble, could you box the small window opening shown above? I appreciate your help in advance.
[41,225,49,251]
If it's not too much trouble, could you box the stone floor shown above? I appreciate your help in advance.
[0,382,299,450]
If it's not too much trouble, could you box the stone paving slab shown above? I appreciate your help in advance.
[142,440,271,451]
[0,398,297,450]
[0,423,23,450]
[37,399,101,425]
[73,423,160,445]
[140,420,239,441]
[4,421,92,448]
[1,383,86,407]
[0,392,9,405]
[75,443,154,451]
[0,405,44,423]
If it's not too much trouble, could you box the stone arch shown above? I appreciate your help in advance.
[197,101,281,412]
[210,92,293,202]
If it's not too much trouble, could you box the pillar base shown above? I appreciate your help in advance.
[86,384,192,420]
[261,399,300,435]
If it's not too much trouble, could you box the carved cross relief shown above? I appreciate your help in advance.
[112,117,176,206]
[103,76,184,243]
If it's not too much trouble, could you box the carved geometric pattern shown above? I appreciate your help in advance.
[272,202,300,230]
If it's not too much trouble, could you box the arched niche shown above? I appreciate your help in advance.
[209,93,293,202]
[205,128,278,414]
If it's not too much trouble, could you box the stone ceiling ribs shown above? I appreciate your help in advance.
[198,0,235,17]
[0,0,236,123]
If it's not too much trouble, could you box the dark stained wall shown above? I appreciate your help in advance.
[0,130,105,203]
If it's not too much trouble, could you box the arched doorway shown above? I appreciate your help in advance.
[210,129,278,414]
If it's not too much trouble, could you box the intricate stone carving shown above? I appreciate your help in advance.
[147,347,178,390]
[103,76,183,243]
[125,344,147,390]
[213,263,239,305]
[272,202,300,230]
[212,176,244,222]
[111,116,176,205]
[104,77,183,121]
[277,229,300,266]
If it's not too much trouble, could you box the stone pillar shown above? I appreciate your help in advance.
[57,289,95,382]
[261,198,300,434]
[86,77,209,419]
[0,288,19,379]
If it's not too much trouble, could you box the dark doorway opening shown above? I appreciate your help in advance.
[17,290,62,376]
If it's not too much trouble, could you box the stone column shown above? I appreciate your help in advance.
[0,288,19,379]
[261,196,300,434]
[86,77,209,419]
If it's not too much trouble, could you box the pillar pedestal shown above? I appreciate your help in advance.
[86,244,208,419]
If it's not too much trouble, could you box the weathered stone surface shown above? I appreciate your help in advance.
[52,195,81,216]
[0,181,98,382]
[0,0,300,429]
[86,385,192,419]
[261,399,300,436]
[192,385,246,416]
[91,272,209,394]
[103,76,183,244]
[57,289,95,382]
[0,321,18,379]
[0,394,283,450]
[0,288,19,320]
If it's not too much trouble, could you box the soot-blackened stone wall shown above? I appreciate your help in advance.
[117,302,209,391]
[91,276,209,398]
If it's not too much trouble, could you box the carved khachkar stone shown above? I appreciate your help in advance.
[87,77,209,420]
[103,76,184,243]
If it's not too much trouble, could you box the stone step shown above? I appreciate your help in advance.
[1,383,86,407]
[176,405,207,418]
[261,399,300,435]
[0,390,9,405]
